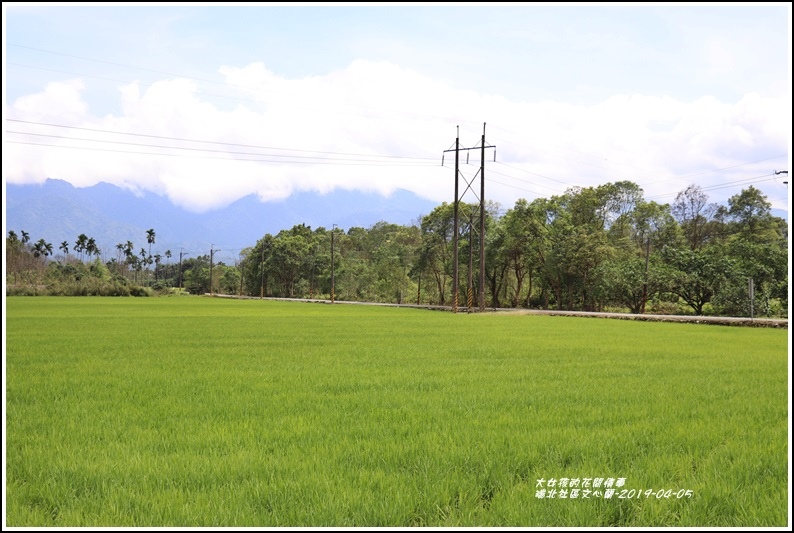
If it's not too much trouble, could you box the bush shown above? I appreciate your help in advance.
[647,299,679,315]
[129,286,152,297]
[6,284,44,296]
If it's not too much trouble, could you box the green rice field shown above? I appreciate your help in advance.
[4,296,790,526]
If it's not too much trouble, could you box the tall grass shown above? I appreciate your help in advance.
[5,297,789,526]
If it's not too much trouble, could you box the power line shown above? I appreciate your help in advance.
[7,43,785,208]
[9,45,787,200]
[486,124,789,191]
[8,47,787,204]
[486,168,566,194]
[486,177,548,196]
[644,173,779,200]
[494,161,572,187]
[5,140,438,167]
[636,155,788,188]
[6,119,437,161]
[5,130,434,165]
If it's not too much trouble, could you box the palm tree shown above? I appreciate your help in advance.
[75,234,88,262]
[146,229,156,281]
[86,238,99,260]
[165,249,172,283]
[60,241,70,259]
[154,254,162,281]
[7,232,21,283]
[146,229,156,259]
[33,239,53,259]
[124,241,134,263]
[133,256,143,283]
[123,241,135,280]
[21,230,30,244]
[139,247,149,283]
[115,243,126,273]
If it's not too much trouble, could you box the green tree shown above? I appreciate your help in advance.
[720,186,781,242]
[32,239,53,260]
[499,198,555,307]
[270,230,311,297]
[182,255,211,295]
[86,237,99,260]
[625,200,680,312]
[365,222,420,303]
[663,245,736,315]
[75,234,88,262]
[419,203,456,305]
[540,187,615,311]
[164,250,172,283]
[672,184,718,250]
[595,252,674,314]
[146,229,156,279]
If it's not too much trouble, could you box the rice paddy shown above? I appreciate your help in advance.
[4,296,789,526]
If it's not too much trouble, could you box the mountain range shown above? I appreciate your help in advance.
[5,179,788,265]
[4,179,440,263]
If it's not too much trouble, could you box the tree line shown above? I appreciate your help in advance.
[5,182,789,317]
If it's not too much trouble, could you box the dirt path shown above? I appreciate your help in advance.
[208,294,788,328]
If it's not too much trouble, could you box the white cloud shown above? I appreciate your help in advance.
[11,79,88,123]
[4,59,790,215]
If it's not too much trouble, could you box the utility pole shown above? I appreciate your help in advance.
[442,123,496,313]
[260,245,265,298]
[178,249,188,290]
[209,245,215,295]
[239,254,244,297]
[467,215,474,312]
[775,170,788,185]
[331,224,336,303]
[453,130,460,312]
[749,278,754,320]
[479,124,487,311]
[641,236,650,314]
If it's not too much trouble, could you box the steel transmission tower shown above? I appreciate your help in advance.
[442,123,496,312]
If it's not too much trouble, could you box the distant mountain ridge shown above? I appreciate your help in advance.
[5,179,439,263]
[6,179,788,264]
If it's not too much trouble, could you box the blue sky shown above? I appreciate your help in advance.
[3,3,792,215]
